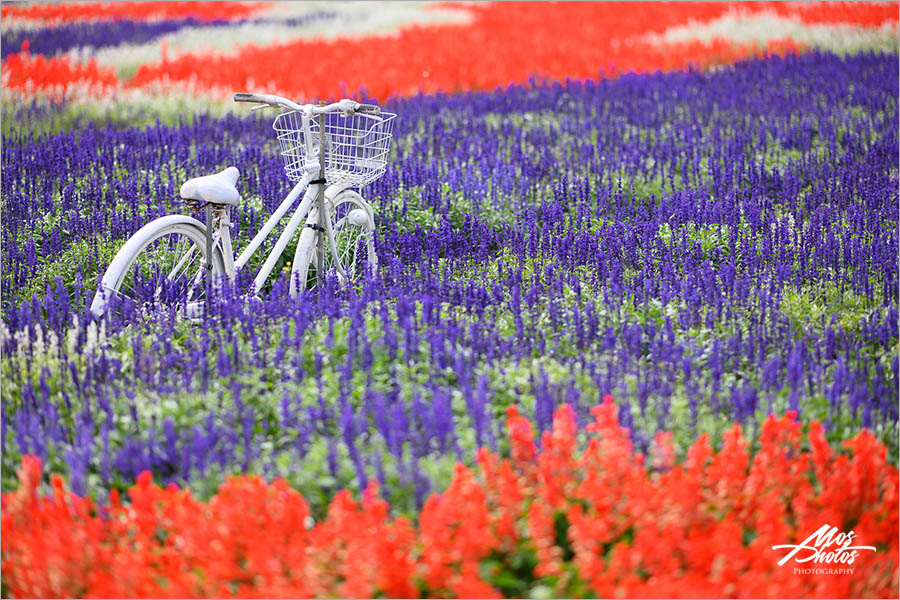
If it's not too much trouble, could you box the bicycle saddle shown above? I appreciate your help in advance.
[180,166,240,206]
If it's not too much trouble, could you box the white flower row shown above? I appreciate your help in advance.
[59,2,472,75]
[646,9,899,54]
[3,75,359,114]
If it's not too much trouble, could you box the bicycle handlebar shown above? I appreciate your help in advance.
[233,92,380,115]
[355,103,381,114]
[233,92,279,105]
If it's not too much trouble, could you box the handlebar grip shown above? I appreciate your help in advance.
[356,103,381,114]
[234,92,267,103]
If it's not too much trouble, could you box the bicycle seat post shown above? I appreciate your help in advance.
[205,205,214,274]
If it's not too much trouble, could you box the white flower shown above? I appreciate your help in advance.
[89,2,473,75]
[645,8,899,54]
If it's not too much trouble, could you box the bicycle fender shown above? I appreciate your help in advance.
[324,183,351,203]
[97,215,207,292]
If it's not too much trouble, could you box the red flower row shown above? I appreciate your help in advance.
[0,1,270,23]
[3,398,897,598]
[3,3,896,100]
[127,2,806,100]
[2,45,118,95]
[765,1,899,26]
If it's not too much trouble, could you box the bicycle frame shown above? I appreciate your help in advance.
[211,169,353,295]
[202,95,386,295]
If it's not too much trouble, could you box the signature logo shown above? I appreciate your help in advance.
[772,524,876,567]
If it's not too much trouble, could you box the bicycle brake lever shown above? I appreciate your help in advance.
[355,111,384,122]
[251,103,269,112]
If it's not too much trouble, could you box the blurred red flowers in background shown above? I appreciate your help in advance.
[3,2,896,100]
[0,1,270,24]
[2,41,118,95]
[3,398,897,598]
[127,2,803,99]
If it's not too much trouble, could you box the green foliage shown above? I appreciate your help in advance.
[11,238,119,306]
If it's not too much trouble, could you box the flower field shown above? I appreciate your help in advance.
[2,2,899,598]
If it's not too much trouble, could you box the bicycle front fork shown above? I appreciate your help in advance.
[316,186,326,276]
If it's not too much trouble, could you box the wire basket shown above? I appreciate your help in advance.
[273,109,396,187]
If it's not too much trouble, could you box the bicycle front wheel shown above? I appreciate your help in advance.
[289,190,376,295]
[326,190,377,284]
[90,215,226,318]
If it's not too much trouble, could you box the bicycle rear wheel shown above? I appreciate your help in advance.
[91,215,226,318]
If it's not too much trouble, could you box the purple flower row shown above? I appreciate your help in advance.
[1,50,897,502]
[0,12,338,60]
[5,267,895,501]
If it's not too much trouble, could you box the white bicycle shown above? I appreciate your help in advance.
[90,94,396,317]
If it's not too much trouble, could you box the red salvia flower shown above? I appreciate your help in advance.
[2,398,898,598]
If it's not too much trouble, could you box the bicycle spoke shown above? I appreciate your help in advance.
[112,227,213,315]
[170,246,198,279]
[339,228,361,269]
[318,199,371,287]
